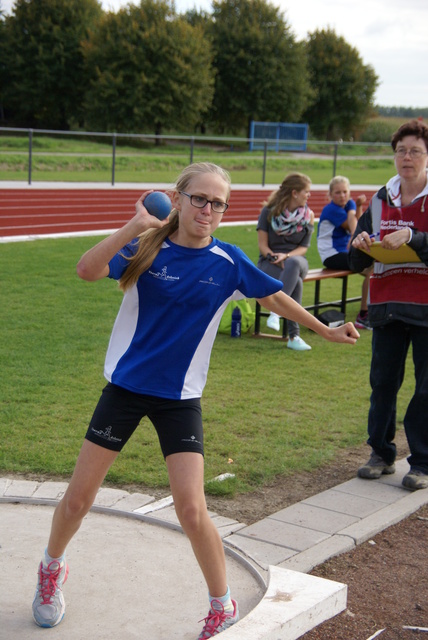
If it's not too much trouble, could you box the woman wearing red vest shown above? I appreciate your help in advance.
[349,120,428,491]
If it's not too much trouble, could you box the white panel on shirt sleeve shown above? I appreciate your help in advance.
[104,286,139,382]
[209,244,236,264]
[317,220,337,261]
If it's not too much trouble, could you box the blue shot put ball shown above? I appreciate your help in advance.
[144,191,172,220]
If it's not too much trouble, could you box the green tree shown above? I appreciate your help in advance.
[303,28,379,140]
[183,6,212,28]
[82,0,214,135]
[1,0,102,128]
[0,6,7,121]
[208,0,313,134]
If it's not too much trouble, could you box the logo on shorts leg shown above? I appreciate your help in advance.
[181,435,201,445]
[91,425,122,444]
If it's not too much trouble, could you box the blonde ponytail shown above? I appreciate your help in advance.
[119,211,179,292]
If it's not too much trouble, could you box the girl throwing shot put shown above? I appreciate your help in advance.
[32,162,359,639]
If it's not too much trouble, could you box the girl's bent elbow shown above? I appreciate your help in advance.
[76,260,88,280]
[76,260,109,281]
[76,260,98,281]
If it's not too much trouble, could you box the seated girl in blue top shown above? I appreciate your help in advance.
[317,175,371,330]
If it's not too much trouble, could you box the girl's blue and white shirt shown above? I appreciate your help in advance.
[106,237,282,400]
[317,199,356,262]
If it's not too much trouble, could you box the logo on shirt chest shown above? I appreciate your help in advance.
[199,275,221,287]
[148,266,180,282]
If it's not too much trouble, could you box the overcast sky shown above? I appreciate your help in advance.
[2,0,427,108]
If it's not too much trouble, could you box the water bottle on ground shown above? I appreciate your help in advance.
[231,306,241,338]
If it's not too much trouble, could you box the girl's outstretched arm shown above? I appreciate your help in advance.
[257,291,360,344]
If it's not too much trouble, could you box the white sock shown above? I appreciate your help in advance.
[210,586,233,614]
[44,548,65,566]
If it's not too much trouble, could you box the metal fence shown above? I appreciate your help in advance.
[0,126,392,186]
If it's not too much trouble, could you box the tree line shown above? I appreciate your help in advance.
[377,106,428,119]
[0,0,379,140]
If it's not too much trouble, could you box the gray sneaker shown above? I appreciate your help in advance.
[32,558,69,628]
[402,469,428,491]
[198,599,239,639]
[357,452,395,479]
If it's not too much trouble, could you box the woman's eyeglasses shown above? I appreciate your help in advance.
[180,191,229,214]
[394,148,427,159]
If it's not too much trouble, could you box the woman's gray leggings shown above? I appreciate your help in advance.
[257,255,309,338]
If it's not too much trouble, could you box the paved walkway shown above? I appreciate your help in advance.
[1,459,427,639]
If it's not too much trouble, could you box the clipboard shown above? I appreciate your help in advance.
[360,241,421,264]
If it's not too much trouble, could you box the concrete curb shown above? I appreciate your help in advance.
[0,477,348,639]
[1,464,427,639]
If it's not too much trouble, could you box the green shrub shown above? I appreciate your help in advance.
[359,117,407,143]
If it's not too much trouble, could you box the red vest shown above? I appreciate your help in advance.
[370,194,428,305]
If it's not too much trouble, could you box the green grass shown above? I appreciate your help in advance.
[0,134,396,185]
[0,228,413,495]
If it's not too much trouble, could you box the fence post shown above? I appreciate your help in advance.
[111,133,116,186]
[333,141,339,177]
[262,140,268,186]
[190,136,194,164]
[28,129,33,185]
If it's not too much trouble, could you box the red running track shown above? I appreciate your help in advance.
[0,187,377,237]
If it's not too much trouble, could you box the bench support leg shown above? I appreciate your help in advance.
[340,277,348,314]
[314,281,321,318]
[255,301,261,334]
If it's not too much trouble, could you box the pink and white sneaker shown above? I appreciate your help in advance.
[32,558,69,627]
[197,599,239,638]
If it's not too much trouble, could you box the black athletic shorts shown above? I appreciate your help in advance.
[85,383,204,458]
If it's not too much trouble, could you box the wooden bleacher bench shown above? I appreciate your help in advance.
[254,268,361,339]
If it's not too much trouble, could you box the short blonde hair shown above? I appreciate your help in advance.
[119,162,231,292]
[329,175,350,194]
